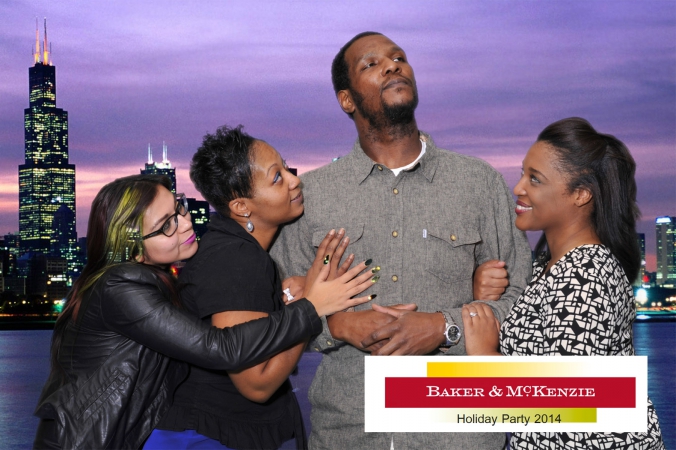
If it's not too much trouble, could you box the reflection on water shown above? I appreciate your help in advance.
[0,324,674,450]
[633,322,675,444]
[0,330,51,450]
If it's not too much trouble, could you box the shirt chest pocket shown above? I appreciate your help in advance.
[424,226,481,284]
[311,223,366,263]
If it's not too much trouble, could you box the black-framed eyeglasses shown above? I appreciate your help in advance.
[141,193,189,240]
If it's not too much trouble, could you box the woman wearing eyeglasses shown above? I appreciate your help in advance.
[32,174,375,450]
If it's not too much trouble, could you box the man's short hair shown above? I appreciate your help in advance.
[331,31,383,94]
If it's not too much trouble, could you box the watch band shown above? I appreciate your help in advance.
[438,310,452,328]
[437,310,461,347]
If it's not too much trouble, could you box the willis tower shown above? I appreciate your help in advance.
[19,19,76,255]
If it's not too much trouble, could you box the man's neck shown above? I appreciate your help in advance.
[357,120,421,169]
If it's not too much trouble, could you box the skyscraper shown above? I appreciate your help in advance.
[141,142,176,193]
[656,216,676,288]
[50,203,80,279]
[19,20,76,255]
[186,197,210,241]
[635,233,646,287]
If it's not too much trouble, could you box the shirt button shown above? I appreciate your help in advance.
[393,188,399,195]
[392,231,398,237]
[377,165,383,171]
[314,347,320,351]
[392,275,399,282]
[326,340,333,346]
[450,234,457,241]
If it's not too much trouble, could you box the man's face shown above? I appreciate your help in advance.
[343,34,418,128]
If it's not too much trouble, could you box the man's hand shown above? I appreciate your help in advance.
[327,304,417,353]
[360,304,446,356]
[473,260,509,300]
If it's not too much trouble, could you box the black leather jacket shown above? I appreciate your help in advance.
[33,263,321,449]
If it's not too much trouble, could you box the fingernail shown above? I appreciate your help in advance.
[371,266,381,273]
[365,258,372,266]
[368,294,377,301]
[323,255,330,264]
[338,228,345,235]
[371,275,380,283]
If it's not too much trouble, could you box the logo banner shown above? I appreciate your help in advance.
[364,356,648,432]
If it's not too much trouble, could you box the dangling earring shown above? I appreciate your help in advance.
[245,213,254,233]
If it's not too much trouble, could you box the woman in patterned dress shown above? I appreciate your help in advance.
[463,117,665,449]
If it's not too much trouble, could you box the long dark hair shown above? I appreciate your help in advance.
[534,117,641,282]
[51,174,180,375]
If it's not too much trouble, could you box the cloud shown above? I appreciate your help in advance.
[0,0,673,270]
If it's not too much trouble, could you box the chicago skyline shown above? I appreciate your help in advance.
[0,1,674,270]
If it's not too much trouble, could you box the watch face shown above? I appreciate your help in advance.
[446,324,461,344]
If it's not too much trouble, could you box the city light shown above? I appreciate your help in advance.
[53,299,65,313]
[636,288,648,304]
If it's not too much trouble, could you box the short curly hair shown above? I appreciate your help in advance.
[331,31,383,95]
[189,125,256,216]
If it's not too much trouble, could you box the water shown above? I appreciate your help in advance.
[0,330,51,450]
[633,322,675,444]
[1,324,673,450]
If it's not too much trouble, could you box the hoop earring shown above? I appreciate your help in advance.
[245,213,254,233]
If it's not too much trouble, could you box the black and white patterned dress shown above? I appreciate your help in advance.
[500,245,665,450]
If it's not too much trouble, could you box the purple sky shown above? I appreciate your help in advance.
[0,1,674,270]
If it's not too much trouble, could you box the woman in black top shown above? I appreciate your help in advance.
[33,174,375,450]
[150,126,378,449]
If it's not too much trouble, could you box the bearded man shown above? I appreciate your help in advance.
[271,32,531,450]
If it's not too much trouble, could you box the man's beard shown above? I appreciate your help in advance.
[351,88,418,130]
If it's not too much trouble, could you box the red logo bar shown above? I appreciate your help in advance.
[385,377,635,408]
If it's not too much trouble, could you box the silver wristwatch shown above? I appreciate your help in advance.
[438,310,461,346]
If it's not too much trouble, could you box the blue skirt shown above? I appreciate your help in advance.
[143,429,297,449]
[144,429,232,449]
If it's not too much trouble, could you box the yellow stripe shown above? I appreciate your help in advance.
[427,362,584,377]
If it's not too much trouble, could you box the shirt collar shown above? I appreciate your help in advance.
[345,131,439,184]
[207,213,262,248]
[391,139,426,176]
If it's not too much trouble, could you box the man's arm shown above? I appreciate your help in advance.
[272,213,351,352]
[426,171,531,355]
[470,171,532,319]
[362,170,532,356]
[272,211,405,353]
